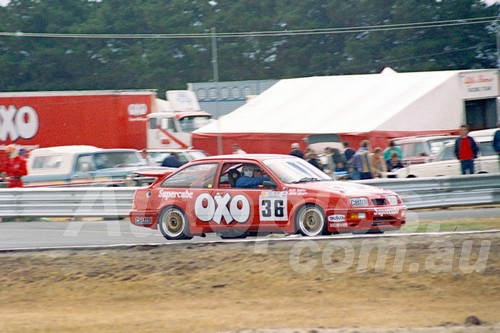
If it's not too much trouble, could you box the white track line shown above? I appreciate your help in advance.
[1,229,499,252]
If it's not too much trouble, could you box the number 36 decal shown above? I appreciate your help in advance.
[259,191,288,221]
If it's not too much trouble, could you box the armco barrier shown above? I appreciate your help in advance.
[0,187,135,218]
[355,173,500,209]
[0,174,499,218]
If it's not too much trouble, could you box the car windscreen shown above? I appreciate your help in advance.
[93,152,146,169]
[178,116,212,132]
[263,157,332,183]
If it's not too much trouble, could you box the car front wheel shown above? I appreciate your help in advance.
[295,204,327,237]
[158,207,192,240]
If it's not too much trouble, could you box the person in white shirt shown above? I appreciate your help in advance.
[140,150,158,166]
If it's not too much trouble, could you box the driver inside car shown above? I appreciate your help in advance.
[235,164,271,188]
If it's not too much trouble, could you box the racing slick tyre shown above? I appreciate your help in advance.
[295,204,327,237]
[158,207,192,240]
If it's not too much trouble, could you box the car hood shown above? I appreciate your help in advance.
[287,180,395,197]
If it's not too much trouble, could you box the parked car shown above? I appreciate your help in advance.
[393,135,457,166]
[130,154,406,239]
[146,148,208,166]
[23,145,154,187]
[394,129,498,178]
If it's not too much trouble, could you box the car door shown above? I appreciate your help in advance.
[209,161,283,234]
[476,140,498,173]
[71,154,97,185]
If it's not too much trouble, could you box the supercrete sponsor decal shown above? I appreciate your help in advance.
[195,193,250,224]
[158,189,193,199]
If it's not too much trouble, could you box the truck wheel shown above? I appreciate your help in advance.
[295,204,326,237]
[158,207,191,240]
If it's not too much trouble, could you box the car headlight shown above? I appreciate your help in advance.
[387,195,399,205]
[349,197,369,207]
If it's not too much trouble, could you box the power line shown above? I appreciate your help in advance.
[0,16,496,39]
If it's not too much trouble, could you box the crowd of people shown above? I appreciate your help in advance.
[1,123,499,188]
[226,122,498,180]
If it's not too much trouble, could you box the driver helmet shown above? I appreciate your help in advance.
[242,164,257,177]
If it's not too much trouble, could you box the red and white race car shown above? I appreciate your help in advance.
[130,154,407,239]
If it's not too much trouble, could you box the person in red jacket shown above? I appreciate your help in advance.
[4,145,28,188]
[454,125,479,175]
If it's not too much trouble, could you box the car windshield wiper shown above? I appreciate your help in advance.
[292,177,321,183]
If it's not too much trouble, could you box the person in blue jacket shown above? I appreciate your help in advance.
[235,164,271,188]
[161,152,183,168]
[494,122,500,162]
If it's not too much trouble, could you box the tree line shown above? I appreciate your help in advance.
[0,0,497,95]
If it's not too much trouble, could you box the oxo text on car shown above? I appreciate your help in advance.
[130,155,407,239]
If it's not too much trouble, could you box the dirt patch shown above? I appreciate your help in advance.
[0,233,499,332]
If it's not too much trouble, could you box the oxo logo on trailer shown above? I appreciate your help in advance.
[0,105,39,141]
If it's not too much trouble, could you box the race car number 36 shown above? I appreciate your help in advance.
[259,191,288,221]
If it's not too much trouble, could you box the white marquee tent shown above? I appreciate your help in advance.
[193,68,498,154]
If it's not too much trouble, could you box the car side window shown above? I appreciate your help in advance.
[479,141,495,156]
[75,155,95,172]
[32,155,63,169]
[415,143,427,156]
[161,163,218,188]
[401,143,414,159]
[438,146,455,161]
[218,163,242,187]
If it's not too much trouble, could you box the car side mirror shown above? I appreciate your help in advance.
[262,180,277,189]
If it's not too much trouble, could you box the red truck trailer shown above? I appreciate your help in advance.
[0,89,212,150]
[0,90,155,149]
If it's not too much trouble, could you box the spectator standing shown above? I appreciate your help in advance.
[348,140,373,180]
[454,125,479,175]
[161,152,183,168]
[290,143,304,159]
[386,152,404,172]
[331,147,347,172]
[323,147,335,177]
[343,141,355,161]
[494,122,500,167]
[140,149,157,166]
[371,147,387,178]
[232,144,246,154]
[306,152,323,171]
[4,145,27,188]
[383,140,403,161]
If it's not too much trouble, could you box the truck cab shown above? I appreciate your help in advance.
[23,145,150,187]
[147,91,212,149]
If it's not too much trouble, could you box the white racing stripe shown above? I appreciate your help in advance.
[1,229,499,253]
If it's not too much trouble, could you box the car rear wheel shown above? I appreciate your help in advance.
[295,204,326,237]
[158,207,192,240]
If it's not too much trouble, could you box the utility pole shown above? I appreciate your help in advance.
[211,27,223,155]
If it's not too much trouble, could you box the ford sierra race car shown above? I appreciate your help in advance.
[130,154,406,239]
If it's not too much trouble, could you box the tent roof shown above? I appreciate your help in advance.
[195,69,467,134]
